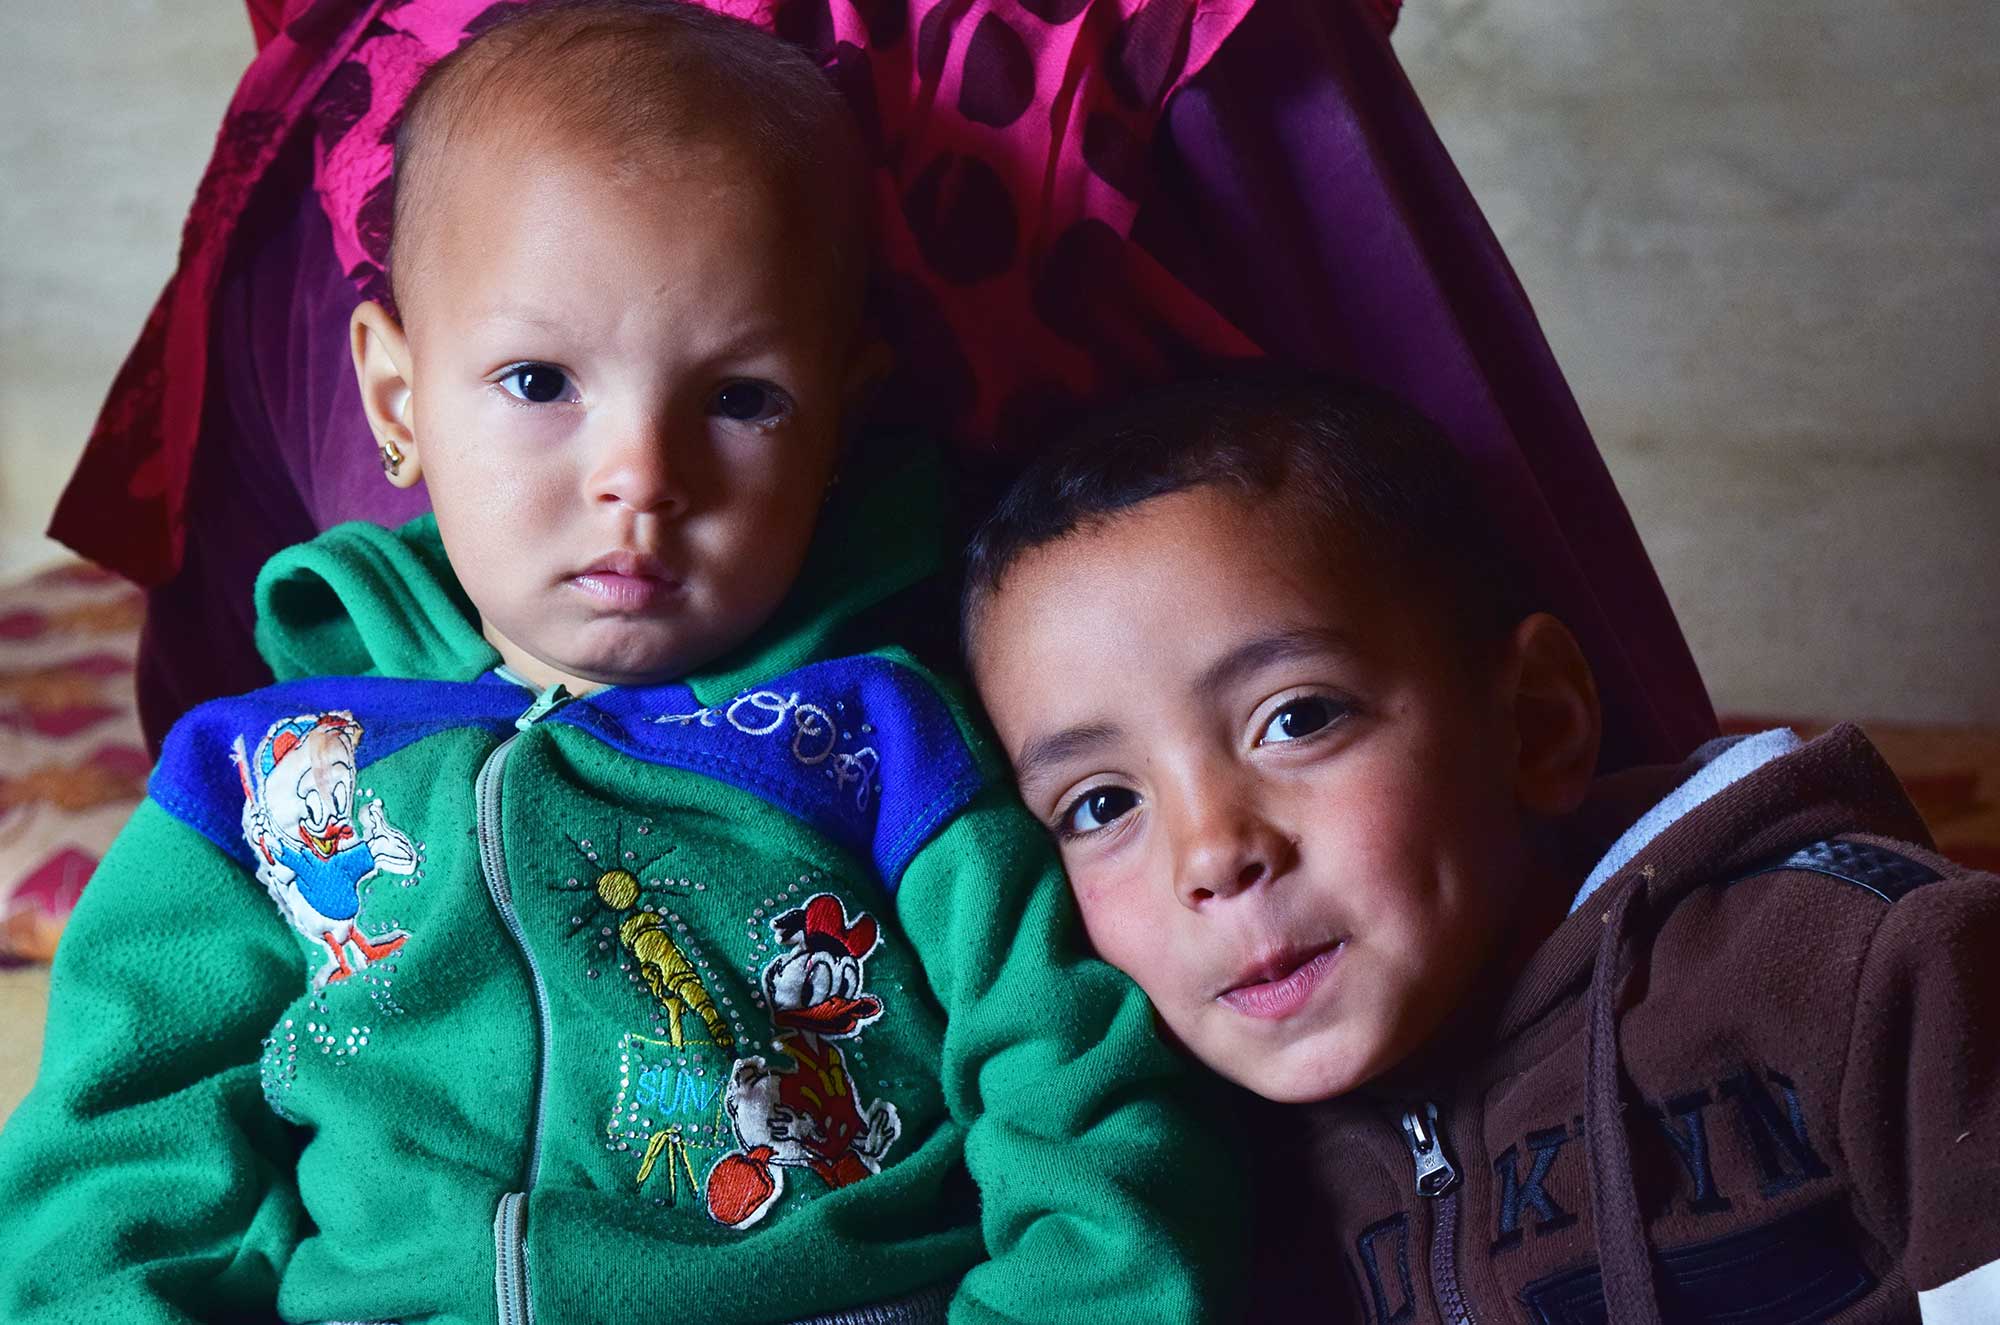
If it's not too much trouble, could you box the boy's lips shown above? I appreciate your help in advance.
[1217,940,1346,1020]
[569,551,684,610]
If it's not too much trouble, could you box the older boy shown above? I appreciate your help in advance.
[0,7,1229,1323]
[965,374,2000,1324]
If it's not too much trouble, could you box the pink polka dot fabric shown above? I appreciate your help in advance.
[54,0,1293,585]
[312,0,1263,447]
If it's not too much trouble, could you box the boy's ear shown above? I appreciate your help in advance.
[1499,613,1602,817]
[351,300,423,490]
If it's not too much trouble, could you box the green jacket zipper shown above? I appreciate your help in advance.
[481,683,572,1325]
[1401,1102,1475,1325]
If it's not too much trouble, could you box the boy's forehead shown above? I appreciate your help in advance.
[976,487,1371,646]
[972,488,1390,748]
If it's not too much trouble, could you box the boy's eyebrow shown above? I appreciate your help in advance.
[1008,629,1352,795]
[1012,721,1123,795]
[1193,626,1355,701]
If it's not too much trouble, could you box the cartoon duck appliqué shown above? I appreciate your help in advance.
[235,712,417,989]
[706,893,902,1228]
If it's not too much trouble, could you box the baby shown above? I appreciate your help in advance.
[964,373,2000,1324]
[0,6,1230,1324]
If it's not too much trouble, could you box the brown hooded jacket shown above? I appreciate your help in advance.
[1262,724,2000,1325]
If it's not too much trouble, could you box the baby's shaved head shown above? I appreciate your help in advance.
[388,0,866,322]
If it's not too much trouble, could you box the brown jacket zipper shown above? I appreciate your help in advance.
[1401,1103,1475,1325]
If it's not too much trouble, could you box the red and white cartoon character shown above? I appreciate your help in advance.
[706,893,902,1228]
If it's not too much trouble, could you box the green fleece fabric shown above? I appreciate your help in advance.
[0,448,1239,1324]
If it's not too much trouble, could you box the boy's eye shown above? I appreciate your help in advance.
[1258,696,1345,745]
[712,381,790,425]
[1059,786,1139,837]
[499,363,572,404]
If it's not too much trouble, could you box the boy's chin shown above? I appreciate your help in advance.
[1235,1057,1377,1106]
[1199,1021,1393,1105]
[1232,996,1471,1104]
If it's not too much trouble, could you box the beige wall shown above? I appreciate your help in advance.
[0,2,1993,722]
[1395,0,2000,723]
[0,3,250,580]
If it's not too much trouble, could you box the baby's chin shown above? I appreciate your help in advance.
[539,647,714,692]
[493,619,743,693]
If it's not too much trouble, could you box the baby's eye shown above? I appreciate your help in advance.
[1058,786,1139,838]
[1258,696,1346,745]
[712,381,791,425]
[498,363,573,404]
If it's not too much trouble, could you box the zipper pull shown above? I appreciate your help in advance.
[1400,1102,1461,1198]
[516,683,572,731]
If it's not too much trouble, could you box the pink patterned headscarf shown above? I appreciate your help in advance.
[56,0,1321,587]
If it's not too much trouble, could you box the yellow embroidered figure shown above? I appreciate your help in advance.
[616,902,732,1050]
[558,838,735,1051]
[636,1125,700,1202]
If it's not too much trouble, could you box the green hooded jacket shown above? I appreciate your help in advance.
[0,451,1236,1325]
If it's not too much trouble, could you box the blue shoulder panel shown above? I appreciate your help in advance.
[150,661,986,889]
[557,655,985,888]
[151,674,526,868]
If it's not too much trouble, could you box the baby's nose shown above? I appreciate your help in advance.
[589,420,689,514]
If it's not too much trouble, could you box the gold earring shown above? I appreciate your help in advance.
[378,437,406,476]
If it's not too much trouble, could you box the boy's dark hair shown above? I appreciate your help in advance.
[388,0,864,317]
[962,372,1525,653]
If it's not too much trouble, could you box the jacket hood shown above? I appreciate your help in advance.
[1375,723,1933,1096]
[254,433,949,703]
[1495,722,1932,1042]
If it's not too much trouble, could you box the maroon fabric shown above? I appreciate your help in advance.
[49,0,391,589]
[134,144,421,744]
[130,0,1716,767]
[1133,0,1713,768]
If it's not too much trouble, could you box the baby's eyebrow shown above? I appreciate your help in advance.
[1012,721,1123,796]
[470,307,569,334]
[1193,626,1355,702]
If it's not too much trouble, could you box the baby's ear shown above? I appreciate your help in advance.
[350,300,423,490]
[1501,613,1602,817]
[839,336,896,429]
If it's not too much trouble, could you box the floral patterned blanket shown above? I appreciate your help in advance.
[0,564,146,965]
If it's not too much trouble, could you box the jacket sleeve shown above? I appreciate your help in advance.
[0,799,308,1324]
[894,781,1243,1325]
[1836,860,2000,1325]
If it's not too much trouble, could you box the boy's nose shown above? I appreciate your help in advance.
[1169,788,1295,910]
